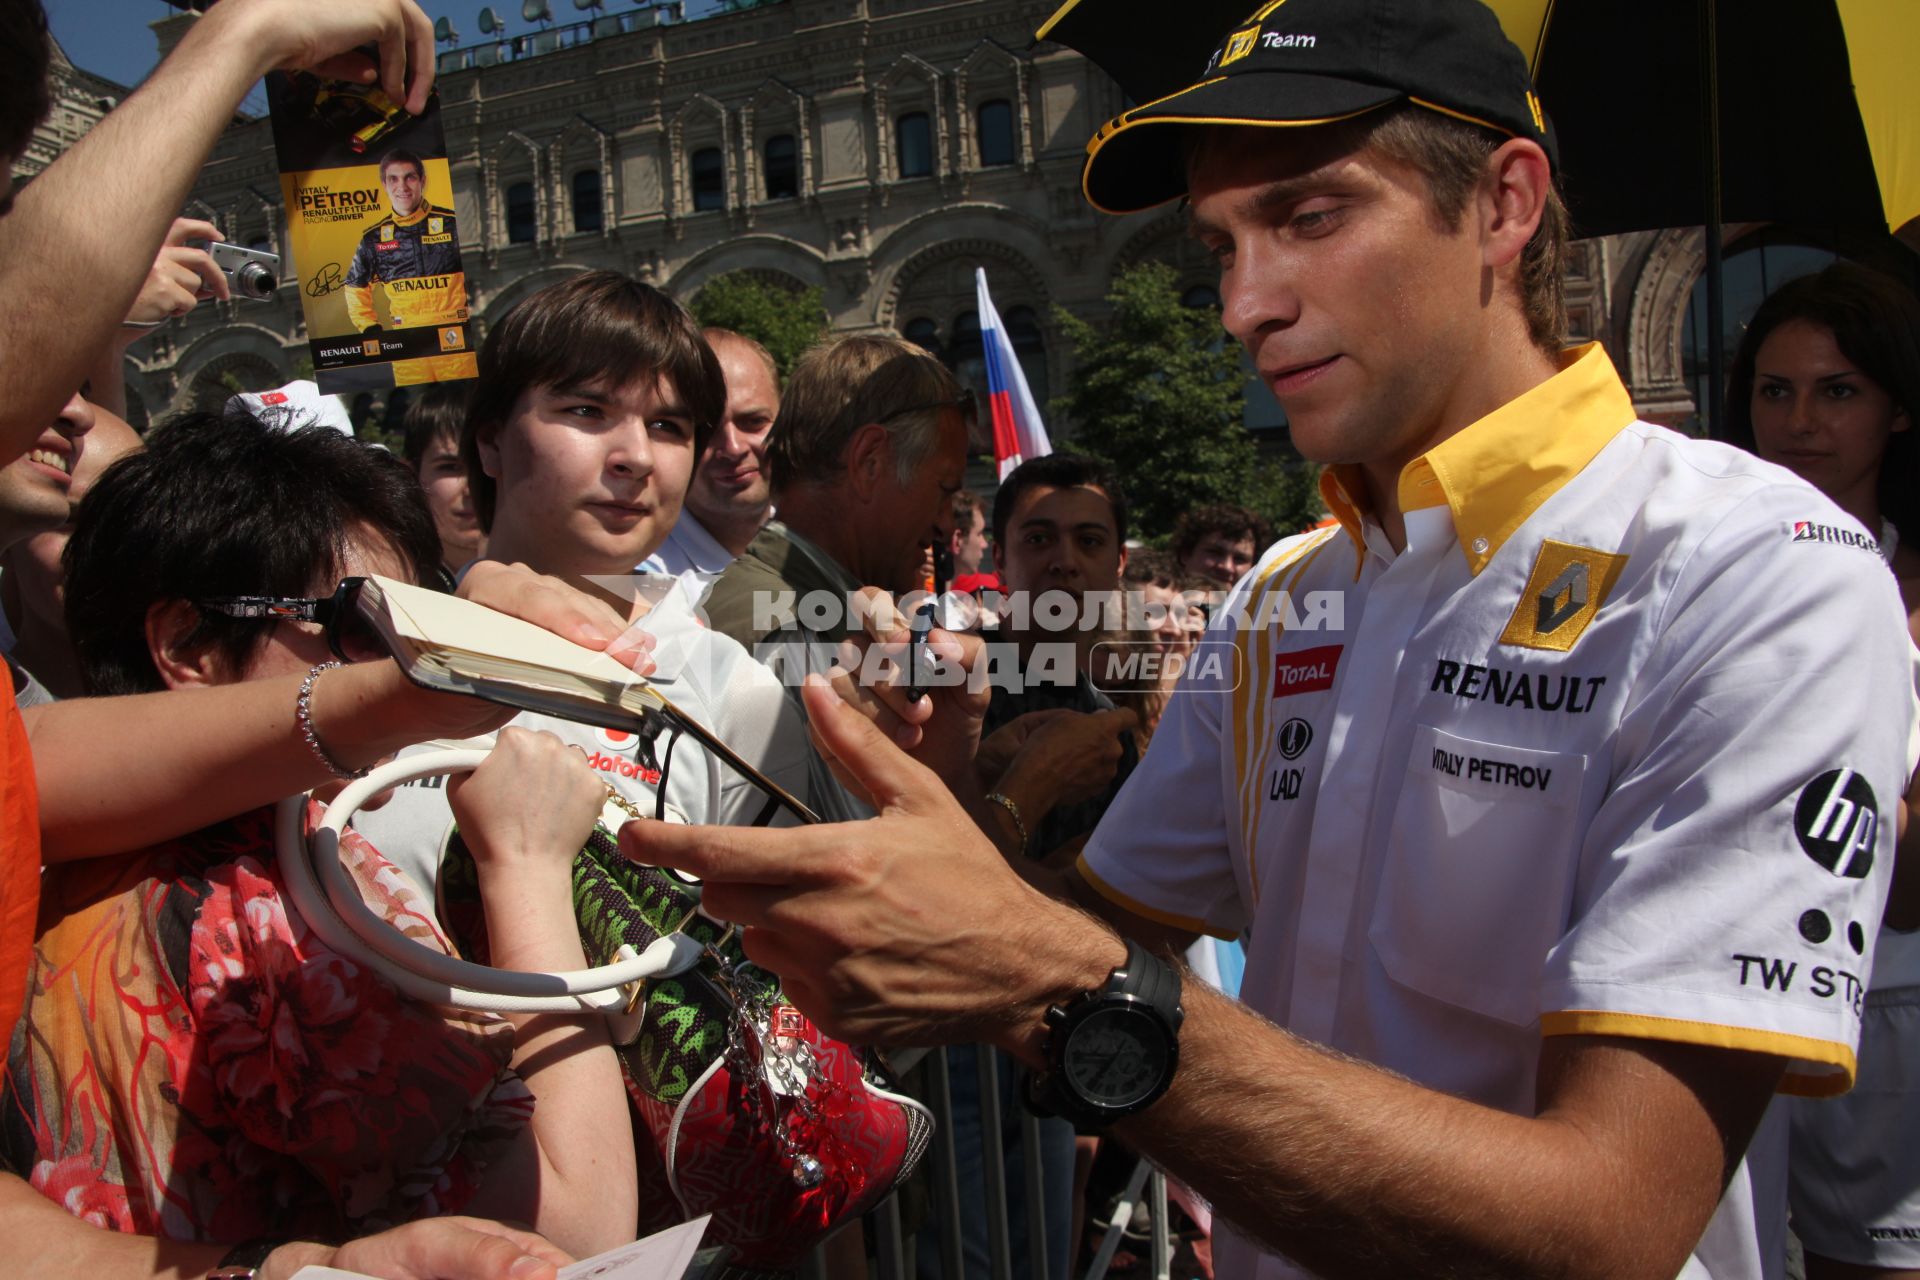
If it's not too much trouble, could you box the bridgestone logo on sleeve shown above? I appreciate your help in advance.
[1794,768,1878,878]
[1791,521,1881,555]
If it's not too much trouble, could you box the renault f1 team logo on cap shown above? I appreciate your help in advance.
[1499,540,1629,653]
[1220,25,1260,65]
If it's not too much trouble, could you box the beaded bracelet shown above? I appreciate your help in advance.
[298,661,367,780]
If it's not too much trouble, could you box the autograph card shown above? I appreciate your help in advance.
[267,71,476,395]
[289,1216,713,1280]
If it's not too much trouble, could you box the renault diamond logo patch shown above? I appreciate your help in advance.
[1498,540,1628,652]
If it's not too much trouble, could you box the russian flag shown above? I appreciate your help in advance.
[977,267,1052,481]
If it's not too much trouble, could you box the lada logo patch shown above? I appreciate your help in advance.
[1499,540,1628,653]
[1272,644,1340,697]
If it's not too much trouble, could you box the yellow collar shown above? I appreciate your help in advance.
[1319,342,1636,575]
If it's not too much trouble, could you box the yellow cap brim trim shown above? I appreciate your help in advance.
[1081,95,1389,216]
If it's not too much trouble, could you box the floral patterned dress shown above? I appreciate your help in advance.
[0,803,532,1243]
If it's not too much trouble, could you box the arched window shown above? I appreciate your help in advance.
[946,309,985,401]
[763,134,798,201]
[1681,239,1838,436]
[572,168,603,233]
[896,112,932,179]
[976,98,1015,168]
[903,316,942,359]
[1006,304,1048,405]
[506,181,536,243]
[690,147,725,211]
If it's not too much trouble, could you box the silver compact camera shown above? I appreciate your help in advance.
[206,242,280,300]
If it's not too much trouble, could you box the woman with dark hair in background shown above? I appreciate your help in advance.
[1730,261,1920,1280]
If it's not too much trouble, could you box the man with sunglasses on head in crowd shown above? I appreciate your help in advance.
[632,1,1917,1276]
[350,269,814,904]
[699,334,972,818]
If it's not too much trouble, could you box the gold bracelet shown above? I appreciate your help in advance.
[985,791,1028,859]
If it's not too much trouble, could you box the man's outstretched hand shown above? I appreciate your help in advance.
[622,675,1122,1060]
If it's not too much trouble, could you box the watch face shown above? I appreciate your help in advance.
[1063,1005,1168,1109]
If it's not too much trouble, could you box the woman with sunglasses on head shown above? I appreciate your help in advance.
[1728,261,1920,1280]
[2,411,636,1260]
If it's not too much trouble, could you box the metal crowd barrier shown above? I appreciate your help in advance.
[796,1045,1178,1280]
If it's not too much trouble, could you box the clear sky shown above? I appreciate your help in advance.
[44,0,681,91]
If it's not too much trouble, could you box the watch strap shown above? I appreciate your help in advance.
[208,1238,286,1280]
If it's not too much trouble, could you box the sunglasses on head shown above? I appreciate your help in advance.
[195,575,431,665]
[879,387,978,430]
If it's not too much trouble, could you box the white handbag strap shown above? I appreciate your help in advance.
[274,748,703,1018]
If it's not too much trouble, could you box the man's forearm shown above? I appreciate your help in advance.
[0,4,273,453]
[1098,983,1770,1280]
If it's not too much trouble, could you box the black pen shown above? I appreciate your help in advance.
[906,597,937,703]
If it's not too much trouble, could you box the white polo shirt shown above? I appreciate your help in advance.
[639,509,737,606]
[1079,344,1917,1280]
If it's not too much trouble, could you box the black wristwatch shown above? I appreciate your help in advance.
[1027,939,1183,1128]
[207,1239,286,1280]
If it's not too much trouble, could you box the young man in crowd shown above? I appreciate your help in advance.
[402,384,483,577]
[950,488,990,577]
[635,1,1916,1276]
[0,389,93,707]
[640,327,778,596]
[699,334,970,818]
[1170,503,1270,588]
[353,270,812,902]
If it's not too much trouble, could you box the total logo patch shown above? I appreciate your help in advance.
[1272,645,1340,698]
[1794,768,1877,879]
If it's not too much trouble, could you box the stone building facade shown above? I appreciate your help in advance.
[18,0,1833,444]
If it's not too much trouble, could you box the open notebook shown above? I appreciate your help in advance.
[358,575,818,824]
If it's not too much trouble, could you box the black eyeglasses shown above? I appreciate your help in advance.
[879,388,978,430]
[195,576,389,664]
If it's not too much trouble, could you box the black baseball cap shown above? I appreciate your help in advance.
[1080,0,1556,214]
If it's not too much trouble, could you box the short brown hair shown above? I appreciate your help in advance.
[1187,104,1569,351]
[950,488,984,531]
[1364,106,1568,351]
[462,270,725,530]
[1171,505,1271,566]
[767,334,958,492]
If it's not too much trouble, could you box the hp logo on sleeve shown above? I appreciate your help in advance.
[1794,768,1878,879]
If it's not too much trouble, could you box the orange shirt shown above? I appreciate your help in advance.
[0,674,38,1048]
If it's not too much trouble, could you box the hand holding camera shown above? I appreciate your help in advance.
[120,217,283,331]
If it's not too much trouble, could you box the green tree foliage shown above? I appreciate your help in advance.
[688,272,829,378]
[1052,261,1322,541]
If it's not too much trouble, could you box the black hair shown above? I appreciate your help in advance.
[1727,262,1920,546]
[991,452,1129,549]
[1171,504,1272,566]
[0,0,52,178]
[402,383,472,467]
[462,270,726,530]
[64,410,441,695]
